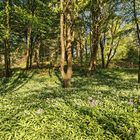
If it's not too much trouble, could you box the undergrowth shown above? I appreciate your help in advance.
[0,68,140,140]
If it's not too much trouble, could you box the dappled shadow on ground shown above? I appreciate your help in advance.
[71,68,139,91]
[23,68,139,104]
[0,70,35,96]
[16,84,139,140]
[1,68,139,139]
[78,106,137,139]
[0,68,139,97]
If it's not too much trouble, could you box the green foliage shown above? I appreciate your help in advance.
[0,69,140,140]
[0,0,140,137]
[127,46,138,64]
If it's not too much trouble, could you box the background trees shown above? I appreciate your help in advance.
[0,0,139,85]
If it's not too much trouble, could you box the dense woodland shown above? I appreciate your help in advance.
[0,0,140,87]
[0,0,140,139]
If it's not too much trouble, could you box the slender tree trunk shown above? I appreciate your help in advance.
[77,38,83,66]
[35,49,40,68]
[34,39,40,68]
[106,28,114,68]
[89,4,100,72]
[4,40,11,77]
[89,26,99,71]
[106,45,113,68]
[106,58,111,68]
[29,35,34,68]
[26,26,32,69]
[106,38,120,68]
[76,40,81,66]
[85,40,88,64]
[89,23,92,68]
[100,38,105,68]
[4,0,11,77]
[64,17,73,87]
[26,0,35,70]
[60,0,66,86]
[80,43,83,66]
[133,0,140,83]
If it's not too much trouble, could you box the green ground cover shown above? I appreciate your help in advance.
[0,68,140,140]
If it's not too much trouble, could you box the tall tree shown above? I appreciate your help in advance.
[3,0,11,77]
[89,0,101,72]
[60,0,75,87]
[132,0,140,83]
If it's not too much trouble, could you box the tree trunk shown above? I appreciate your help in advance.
[26,26,32,70]
[65,15,73,87]
[29,35,34,68]
[34,39,41,68]
[80,44,83,67]
[106,38,120,68]
[133,0,140,83]
[60,0,73,88]
[4,0,11,77]
[89,4,100,72]
[106,58,111,68]
[76,40,81,66]
[4,40,11,77]
[89,30,99,71]
[100,38,105,68]
[85,40,88,64]
[60,0,66,86]
[26,0,35,70]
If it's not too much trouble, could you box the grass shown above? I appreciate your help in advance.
[0,68,140,140]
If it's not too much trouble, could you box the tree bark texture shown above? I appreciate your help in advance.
[60,0,73,88]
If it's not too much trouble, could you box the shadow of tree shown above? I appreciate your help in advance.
[0,70,35,96]
[1,68,139,140]
[17,85,138,140]
[78,106,136,139]
[71,68,139,91]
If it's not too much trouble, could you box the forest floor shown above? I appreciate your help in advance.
[0,68,140,140]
